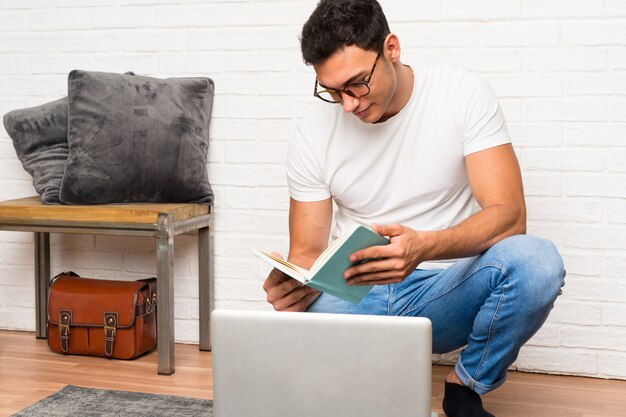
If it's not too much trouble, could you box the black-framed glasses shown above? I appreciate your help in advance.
[314,52,381,103]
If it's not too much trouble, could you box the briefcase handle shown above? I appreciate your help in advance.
[50,270,80,287]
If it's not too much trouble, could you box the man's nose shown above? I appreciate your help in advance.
[341,93,359,113]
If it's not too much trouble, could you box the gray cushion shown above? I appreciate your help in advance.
[2,98,69,204]
[59,70,214,205]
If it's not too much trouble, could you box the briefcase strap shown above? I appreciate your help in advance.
[135,289,157,317]
[104,312,118,357]
[58,310,72,353]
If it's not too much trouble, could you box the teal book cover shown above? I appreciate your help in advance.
[253,225,389,304]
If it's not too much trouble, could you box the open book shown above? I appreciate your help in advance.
[253,225,389,304]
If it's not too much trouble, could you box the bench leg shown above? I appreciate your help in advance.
[34,232,50,339]
[156,230,175,375]
[198,226,213,351]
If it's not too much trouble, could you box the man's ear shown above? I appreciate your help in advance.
[383,33,401,63]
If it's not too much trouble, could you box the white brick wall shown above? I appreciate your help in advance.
[0,0,624,380]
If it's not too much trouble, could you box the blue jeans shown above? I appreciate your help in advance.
[307,235,565,395]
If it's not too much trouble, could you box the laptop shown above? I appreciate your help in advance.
[211,309,437,417]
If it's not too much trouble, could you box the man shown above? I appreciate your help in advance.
[263,1,565,416]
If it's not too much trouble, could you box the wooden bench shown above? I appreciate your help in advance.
[0,196,214,375]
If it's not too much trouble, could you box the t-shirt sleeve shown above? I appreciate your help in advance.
[457,71,511,156]
[286,126,331,202]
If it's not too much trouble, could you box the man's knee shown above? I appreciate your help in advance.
[490,234,565,305]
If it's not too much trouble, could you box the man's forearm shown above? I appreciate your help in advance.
[287,197,333,271]
[418,203,526,262]
[287,251,324,271]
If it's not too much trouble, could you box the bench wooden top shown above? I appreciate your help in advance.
[0,196,209,224]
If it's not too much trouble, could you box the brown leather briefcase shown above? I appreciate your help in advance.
[47,272,157,359]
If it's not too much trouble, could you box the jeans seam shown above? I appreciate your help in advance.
[400,261,505,317]
[473,271,509,381]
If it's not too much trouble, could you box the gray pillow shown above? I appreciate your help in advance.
[59,70,214,205]
[2,98,69,204]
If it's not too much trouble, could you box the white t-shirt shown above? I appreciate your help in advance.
[286,64,511,268]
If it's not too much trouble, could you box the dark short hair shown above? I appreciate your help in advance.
[300,0,391,65]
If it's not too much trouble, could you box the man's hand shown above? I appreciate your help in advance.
[262,252,321,312]
[343,224,426,286]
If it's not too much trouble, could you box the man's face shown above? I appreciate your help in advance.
[313,45,396,124]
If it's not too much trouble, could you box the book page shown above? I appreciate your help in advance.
[252,249,310,282]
